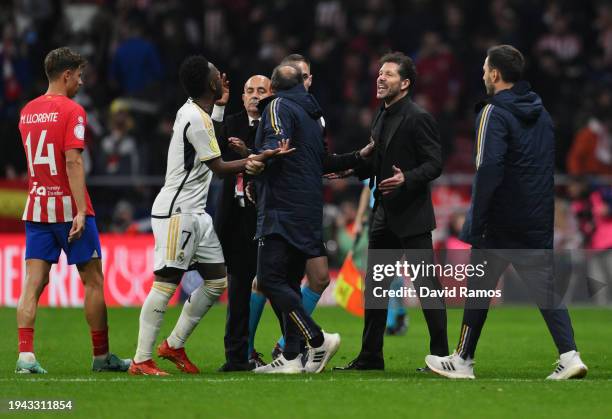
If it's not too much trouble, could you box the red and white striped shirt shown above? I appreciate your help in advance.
[19,94,95,223]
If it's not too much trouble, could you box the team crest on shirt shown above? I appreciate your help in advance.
[74,117,85,140]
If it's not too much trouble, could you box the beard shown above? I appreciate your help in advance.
[379,84,401,102]
[484,79,495,96]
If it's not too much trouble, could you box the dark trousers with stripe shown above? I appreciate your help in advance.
[457,249,577,359]
[359,207,449,361]
[256,234,323,356]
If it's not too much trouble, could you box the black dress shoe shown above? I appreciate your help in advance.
[217,361,255,372]
[333,357,384,371]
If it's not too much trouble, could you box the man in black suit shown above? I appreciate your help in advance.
[336,52,448,370]
[214,75,272,371]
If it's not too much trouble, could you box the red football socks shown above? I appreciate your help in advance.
[91,328,109,356]
[18,328,34,353]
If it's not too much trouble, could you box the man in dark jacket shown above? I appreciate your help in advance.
[213,75,271,371]
[336,52,448,371]
[425,45,588,380]
[252,64,346,373]
[249,54,375,360]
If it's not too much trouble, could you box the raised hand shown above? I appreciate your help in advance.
[255,139,296,161]
[215,73,230,106]
[228,137,249,157]
[276,139,295,156]
[378,165,405,195]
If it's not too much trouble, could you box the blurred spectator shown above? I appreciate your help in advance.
[554,197,582,249]
[567,178,596,246]
[443,211,470,250]
[414,31,462,158]
[109,17,162,96]
[96,99,140,175]
[1,22,31,118]
[536,9,582,63]
[567,91,612,175]
[589,185,612,246]
[588,185,612,304]
[334,200,367,269]
[414,31,462,116]
[596,3,612,68]
[109,200,151,234]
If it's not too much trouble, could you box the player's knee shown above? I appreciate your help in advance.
[78,259,104,289]
[255,280,274,297]
[202,277,227,299]
[195,262,226,281]
[84,272,104,291]
[308,274,330,293]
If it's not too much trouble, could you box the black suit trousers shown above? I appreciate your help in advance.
[223,208,258,364]
[359,205,449,361]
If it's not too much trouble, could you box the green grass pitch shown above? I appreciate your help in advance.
[0,305,611,418]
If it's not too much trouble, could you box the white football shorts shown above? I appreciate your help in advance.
[152,212,224,272]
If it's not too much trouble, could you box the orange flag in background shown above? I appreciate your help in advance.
[333,251,364,317]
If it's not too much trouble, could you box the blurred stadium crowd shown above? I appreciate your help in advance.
[1,0,612,267]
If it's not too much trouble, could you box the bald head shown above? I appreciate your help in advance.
[242,75,271,118]
[271,64,302,92]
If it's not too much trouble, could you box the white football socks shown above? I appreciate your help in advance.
[18,352,36,363]
[166,277,227,349]
[134,282,177,363]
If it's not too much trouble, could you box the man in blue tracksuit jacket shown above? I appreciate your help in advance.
[251,63,359,373]
[425,45,588,380]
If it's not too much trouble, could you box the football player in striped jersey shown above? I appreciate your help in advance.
[16,47,130,374]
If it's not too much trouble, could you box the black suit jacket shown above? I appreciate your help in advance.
[356,95,442,238]
[213,111,258,257]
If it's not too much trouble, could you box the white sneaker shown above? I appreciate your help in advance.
[425,351,475,379]
[546,350,588,380]
[253,353,304,374]
[304,331,341,373]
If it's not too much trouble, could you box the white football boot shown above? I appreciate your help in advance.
[253,353,304,374]
[546,350,588,380]
[304,331,341,373]
[425,351,475,379]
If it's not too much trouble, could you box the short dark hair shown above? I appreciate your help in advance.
[179,55,212,99]
[379,52,417,85]
[486,45,524,83]
[281,54,310,68]
[270,64,302,91]
[44,47,86,81]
